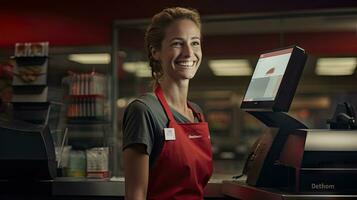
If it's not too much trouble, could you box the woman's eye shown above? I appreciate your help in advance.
[192,41,201,46]
[171,42,182,47]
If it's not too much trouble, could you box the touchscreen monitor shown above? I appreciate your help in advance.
[241,46,307,112]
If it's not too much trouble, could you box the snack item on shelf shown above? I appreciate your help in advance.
[16,66,43,83]
[67,150,86,177]
[15,43,28,57]
[15,42,49,57]
[90,72,106,95]
[86,147,109,178]
[29,42,49,56]
[68,71,106,96]
[30,43,44,56]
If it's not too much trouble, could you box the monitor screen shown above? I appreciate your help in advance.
[241,46,307,112]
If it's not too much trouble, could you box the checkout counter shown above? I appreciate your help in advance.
[0,111,224,199]
[2,119,357,199]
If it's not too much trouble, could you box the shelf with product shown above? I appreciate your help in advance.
[63,71,108,123]
[58,70,111,179]
[11,42,49,103]
[9,42,52,127]
[65,95,108,124]
[13,56,48,66]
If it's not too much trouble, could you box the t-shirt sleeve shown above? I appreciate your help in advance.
[122,100,156,155]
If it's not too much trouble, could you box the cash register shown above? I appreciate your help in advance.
[223,46,357,199]
[0,108,56,196]
[0,117,56,180]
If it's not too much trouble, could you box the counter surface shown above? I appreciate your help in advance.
[222,180,357,200]
[53,177,125,196]
[53,177,224,198]
[5,177,357,199]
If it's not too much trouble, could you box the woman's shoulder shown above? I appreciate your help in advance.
[125,93,157,113]
[124,92,165,117]
[124,92,168,129]
[137,92,159,106]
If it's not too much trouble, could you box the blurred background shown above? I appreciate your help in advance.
[1,0,357,179]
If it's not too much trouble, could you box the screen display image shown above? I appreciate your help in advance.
[244,48,293,102]
[241,46,306,112]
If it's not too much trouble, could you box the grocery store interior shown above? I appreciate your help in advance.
[1,1,357,199]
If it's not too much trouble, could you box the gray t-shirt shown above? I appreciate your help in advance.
[122,93,203,168]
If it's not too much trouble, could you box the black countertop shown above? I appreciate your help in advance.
[0,177,224,199]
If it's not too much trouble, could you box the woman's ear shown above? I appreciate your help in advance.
[151,46,160,61]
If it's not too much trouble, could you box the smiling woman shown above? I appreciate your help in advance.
[122,7,213,200]
[152,19,202,82]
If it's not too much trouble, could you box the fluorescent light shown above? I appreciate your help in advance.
[220,152,235,159]
[68,53,110,64]
[116,98,127,108]
[123,61,151,77]
[209,59,252,76]
[122,62,139,73]
[117,97,135,108]
[316,57,357,76]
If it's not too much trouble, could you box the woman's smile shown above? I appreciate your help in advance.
[174,60,196,68]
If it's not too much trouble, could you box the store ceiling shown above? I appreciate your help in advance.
[1,0,357,50]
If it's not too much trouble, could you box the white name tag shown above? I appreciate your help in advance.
[164,128,176,141]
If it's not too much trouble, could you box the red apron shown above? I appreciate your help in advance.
[147,85,213,200]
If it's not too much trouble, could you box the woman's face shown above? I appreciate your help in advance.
[153,19,202,82]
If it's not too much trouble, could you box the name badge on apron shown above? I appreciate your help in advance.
[164,128,176,141]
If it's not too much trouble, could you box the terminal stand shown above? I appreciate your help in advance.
[241,111,307,187]
[223,110,357,199]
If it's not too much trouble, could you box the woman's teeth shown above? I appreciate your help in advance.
[176,61,194,67]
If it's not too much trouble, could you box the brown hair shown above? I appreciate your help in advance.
[144,7,201,85]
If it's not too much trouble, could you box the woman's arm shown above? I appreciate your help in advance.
[123,144,149,200]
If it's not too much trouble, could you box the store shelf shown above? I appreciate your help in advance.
[13,56,48,66]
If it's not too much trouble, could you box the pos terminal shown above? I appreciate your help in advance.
[0,118,56,180]
[0,108,56,196]
[224,46,357,198]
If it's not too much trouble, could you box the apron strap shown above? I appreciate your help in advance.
[187,102,205,122]
[197,113,206,122]
[155,84,175,122]
[155,84,206,123]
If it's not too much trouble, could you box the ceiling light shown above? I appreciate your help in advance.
[123,61,151,77]
[116,98,127,108]
[68,53,110,64]
[316,57,357,76]
[209,59,252,76]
